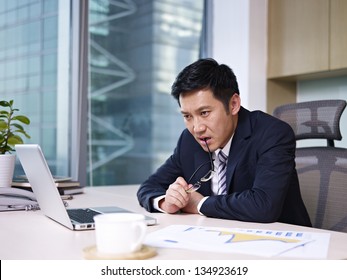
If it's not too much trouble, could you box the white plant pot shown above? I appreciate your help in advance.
[0,154,16,188]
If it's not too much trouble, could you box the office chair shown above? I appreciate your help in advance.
[273,99,347,232]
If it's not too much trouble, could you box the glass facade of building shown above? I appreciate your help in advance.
[0,0,204,186]
[88,0,204,185]
[0,0,69,176]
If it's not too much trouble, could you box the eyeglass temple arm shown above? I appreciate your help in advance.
[203,138,214,172]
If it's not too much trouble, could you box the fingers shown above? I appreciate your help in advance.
[181,191,204,214]
[165,177,190,210]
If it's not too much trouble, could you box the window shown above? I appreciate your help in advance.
[1,0,204,187]
[88,0,204,185]
[0,0,69,176]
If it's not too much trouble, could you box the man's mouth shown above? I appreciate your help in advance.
[199,137,211,145]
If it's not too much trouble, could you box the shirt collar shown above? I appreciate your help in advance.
[214,136,233,159]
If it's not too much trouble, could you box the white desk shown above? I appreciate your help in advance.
[1,185,347,260]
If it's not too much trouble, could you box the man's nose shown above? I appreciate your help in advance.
[193,119,206,133]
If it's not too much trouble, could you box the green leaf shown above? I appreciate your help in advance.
[0,147,14,154]
[13,129,31,139]
[7,135,24,145]
[12,115,30,125]
[12,123,24,131]
[0,120,7,130]
[0,112,10,117]
[0,101,10,107]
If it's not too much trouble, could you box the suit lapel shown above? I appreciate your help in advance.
[225,107,252,191]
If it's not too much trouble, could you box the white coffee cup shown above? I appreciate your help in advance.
[94,213,147,255]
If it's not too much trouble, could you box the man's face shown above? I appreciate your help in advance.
[179,89,240,152]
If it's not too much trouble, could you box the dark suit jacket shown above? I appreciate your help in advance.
[137,107,312,227]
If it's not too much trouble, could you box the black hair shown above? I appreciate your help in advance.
[171,58,240,112]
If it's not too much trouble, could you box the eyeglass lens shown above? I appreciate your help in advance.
[186,139,215,193]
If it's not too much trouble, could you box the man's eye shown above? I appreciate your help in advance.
[183,114,191,120]
[201,111,209,116]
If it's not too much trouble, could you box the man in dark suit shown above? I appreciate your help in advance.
[137,58,312,227]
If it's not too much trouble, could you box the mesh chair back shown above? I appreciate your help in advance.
[273,100,346,146]
[274,99,347,233]
[296,147,347,232]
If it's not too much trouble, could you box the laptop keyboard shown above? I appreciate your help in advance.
[67,208,100,223]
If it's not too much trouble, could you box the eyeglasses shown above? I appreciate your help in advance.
[186,139,215,193]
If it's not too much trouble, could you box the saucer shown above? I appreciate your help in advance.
[83,245,157,260]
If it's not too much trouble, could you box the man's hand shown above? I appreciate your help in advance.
[181,191,204,214]
[158,177,204,214]
[159,177,190,213]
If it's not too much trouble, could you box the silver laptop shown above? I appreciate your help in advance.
[15,144,156,230]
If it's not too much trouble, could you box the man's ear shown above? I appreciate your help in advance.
[229,93,241,115]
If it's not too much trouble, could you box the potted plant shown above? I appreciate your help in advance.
[0,100,30,187]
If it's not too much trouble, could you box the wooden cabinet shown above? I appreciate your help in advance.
[268,0,329,78]
[330,0,347,70]
[266,0,347,113]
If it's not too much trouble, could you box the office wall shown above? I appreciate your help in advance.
[209,0,268,112]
